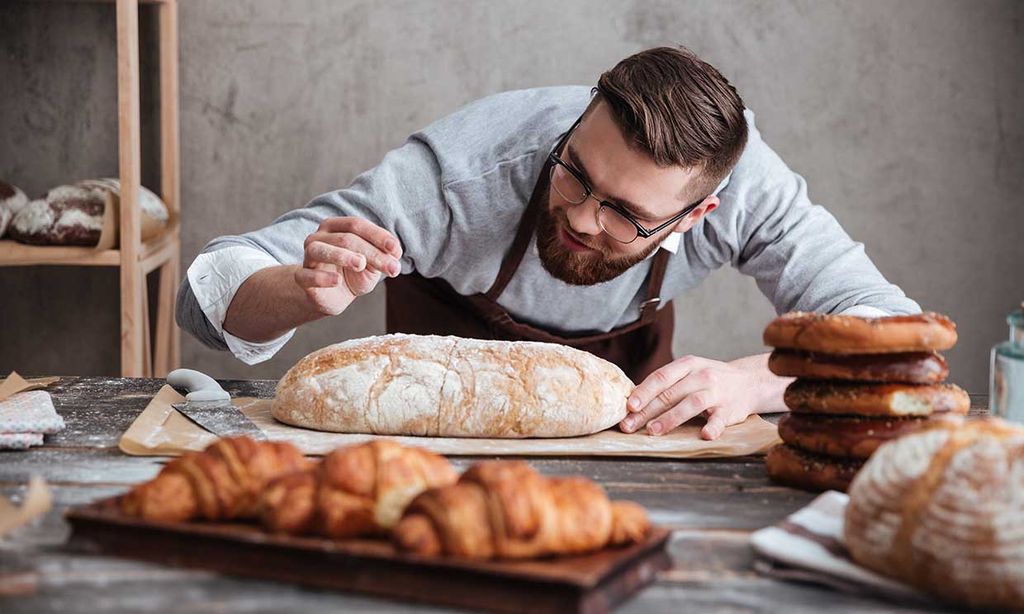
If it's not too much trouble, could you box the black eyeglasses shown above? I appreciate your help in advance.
[546,120,705,244]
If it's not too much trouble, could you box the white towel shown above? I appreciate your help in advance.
[0,390,64,450]
[749,491,936,605]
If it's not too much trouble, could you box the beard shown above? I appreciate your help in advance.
[535,186,661,286]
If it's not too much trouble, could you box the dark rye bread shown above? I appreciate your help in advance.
[9,184,108,246]
[765,443,863,492]
[784,380,969,417]
[763,312,957,354]
[777,413,936,460]
[9,178,168,246]
[768,349,948,384]
[0,180,30,238]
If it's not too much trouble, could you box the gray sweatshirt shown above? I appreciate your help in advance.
[176,86,920,364]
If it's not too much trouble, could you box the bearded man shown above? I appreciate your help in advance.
[177,46,919,440]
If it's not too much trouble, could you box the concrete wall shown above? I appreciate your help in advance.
[1,0,1021,394]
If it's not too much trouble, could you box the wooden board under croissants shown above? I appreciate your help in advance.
[65,497,670,614]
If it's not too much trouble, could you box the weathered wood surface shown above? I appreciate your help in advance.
[0,377,987,613]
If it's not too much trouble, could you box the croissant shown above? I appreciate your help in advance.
[844,416,1024,609]
[393,460,650,559]
[121,436,310,523]
[259,440,457,538]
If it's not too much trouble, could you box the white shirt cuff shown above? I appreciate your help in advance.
[837,304,890,318]
[186,245,295,365]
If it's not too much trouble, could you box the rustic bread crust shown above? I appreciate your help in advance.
[844,417,1024,609]
[765,443,863,492]
[783,381,969,416]
[763,312,957,354]
[768,350,948,383]
[271,334,633,438]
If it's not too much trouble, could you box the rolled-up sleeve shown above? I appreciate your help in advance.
[175,135,450,363]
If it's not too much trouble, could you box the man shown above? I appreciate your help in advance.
[177,46,919,441]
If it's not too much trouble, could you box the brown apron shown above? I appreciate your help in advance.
[384,151,675,384]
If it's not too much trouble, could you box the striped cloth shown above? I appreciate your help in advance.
[749,491,936,605]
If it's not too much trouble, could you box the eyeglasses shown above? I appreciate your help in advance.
[547,149,704,245]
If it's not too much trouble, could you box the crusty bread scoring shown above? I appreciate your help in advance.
[845,417,1024,609]
[272,334,633,438]
[763,312,957,354]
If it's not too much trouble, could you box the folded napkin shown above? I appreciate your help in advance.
[0,373,64,450]
[749,491,936,605]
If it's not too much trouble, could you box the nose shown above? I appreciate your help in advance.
[564,195,602,236]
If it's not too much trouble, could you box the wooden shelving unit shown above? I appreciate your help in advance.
[0,0,181,377]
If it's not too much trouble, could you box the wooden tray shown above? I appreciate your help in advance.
[65,497,672,613]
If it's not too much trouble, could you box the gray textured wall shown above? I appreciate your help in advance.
[1,0,1021,394]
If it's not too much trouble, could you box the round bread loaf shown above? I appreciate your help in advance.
[272,334,633,438]
[763,312,957,354]
[784,381,969,417]
[0,180,30,238]
[844,417,1024,609]
[9,178,168,246]
[768,350,948,384]
[765,443,863,492]
[778,413,932,460]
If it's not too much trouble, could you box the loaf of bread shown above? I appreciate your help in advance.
[768,350,949,383]
[763,312,957,354]
[777,413,932,460]
[259,440,457,537]
[271,334,633,438]
[9,178,168,246]
[0,180,30,238]
[844,417,1024,609]
[784,381,970,417]
[765,443,863,492]
[393,460,650,559]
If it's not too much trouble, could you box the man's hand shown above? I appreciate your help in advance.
[619,353,791,440]
[296,217,404,315]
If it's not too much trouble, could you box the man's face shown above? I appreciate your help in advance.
[537,101,718,286]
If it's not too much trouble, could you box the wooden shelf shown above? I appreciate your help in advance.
[0,240,122,267]
[0,220,179,271]
[37,0,171,5]
[10,0,181,377]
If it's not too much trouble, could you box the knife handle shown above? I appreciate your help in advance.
[167,368,231,402]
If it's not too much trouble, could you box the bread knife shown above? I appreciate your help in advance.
[167,368,266,440]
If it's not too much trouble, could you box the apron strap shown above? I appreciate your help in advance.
[484,167,544,302]
[638,247,670,325]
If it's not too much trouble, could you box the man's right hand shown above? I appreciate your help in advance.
[295,217,404,316]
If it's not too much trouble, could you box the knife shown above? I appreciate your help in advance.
[167,368,266,440]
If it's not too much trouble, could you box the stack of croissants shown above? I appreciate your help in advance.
[120,437,651,559]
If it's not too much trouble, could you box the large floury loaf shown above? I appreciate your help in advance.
[844,416,1024,609]
[272,334,633,438]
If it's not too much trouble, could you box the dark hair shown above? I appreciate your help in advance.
[592,46,748,199]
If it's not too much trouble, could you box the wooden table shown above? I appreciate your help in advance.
[0,377,985,612]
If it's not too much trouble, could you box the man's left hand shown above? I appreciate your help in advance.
[619,353,790,440]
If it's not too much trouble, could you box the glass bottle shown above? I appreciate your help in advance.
[990,302,1024,423]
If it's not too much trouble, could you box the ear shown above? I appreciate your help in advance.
[670,195,720,233]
